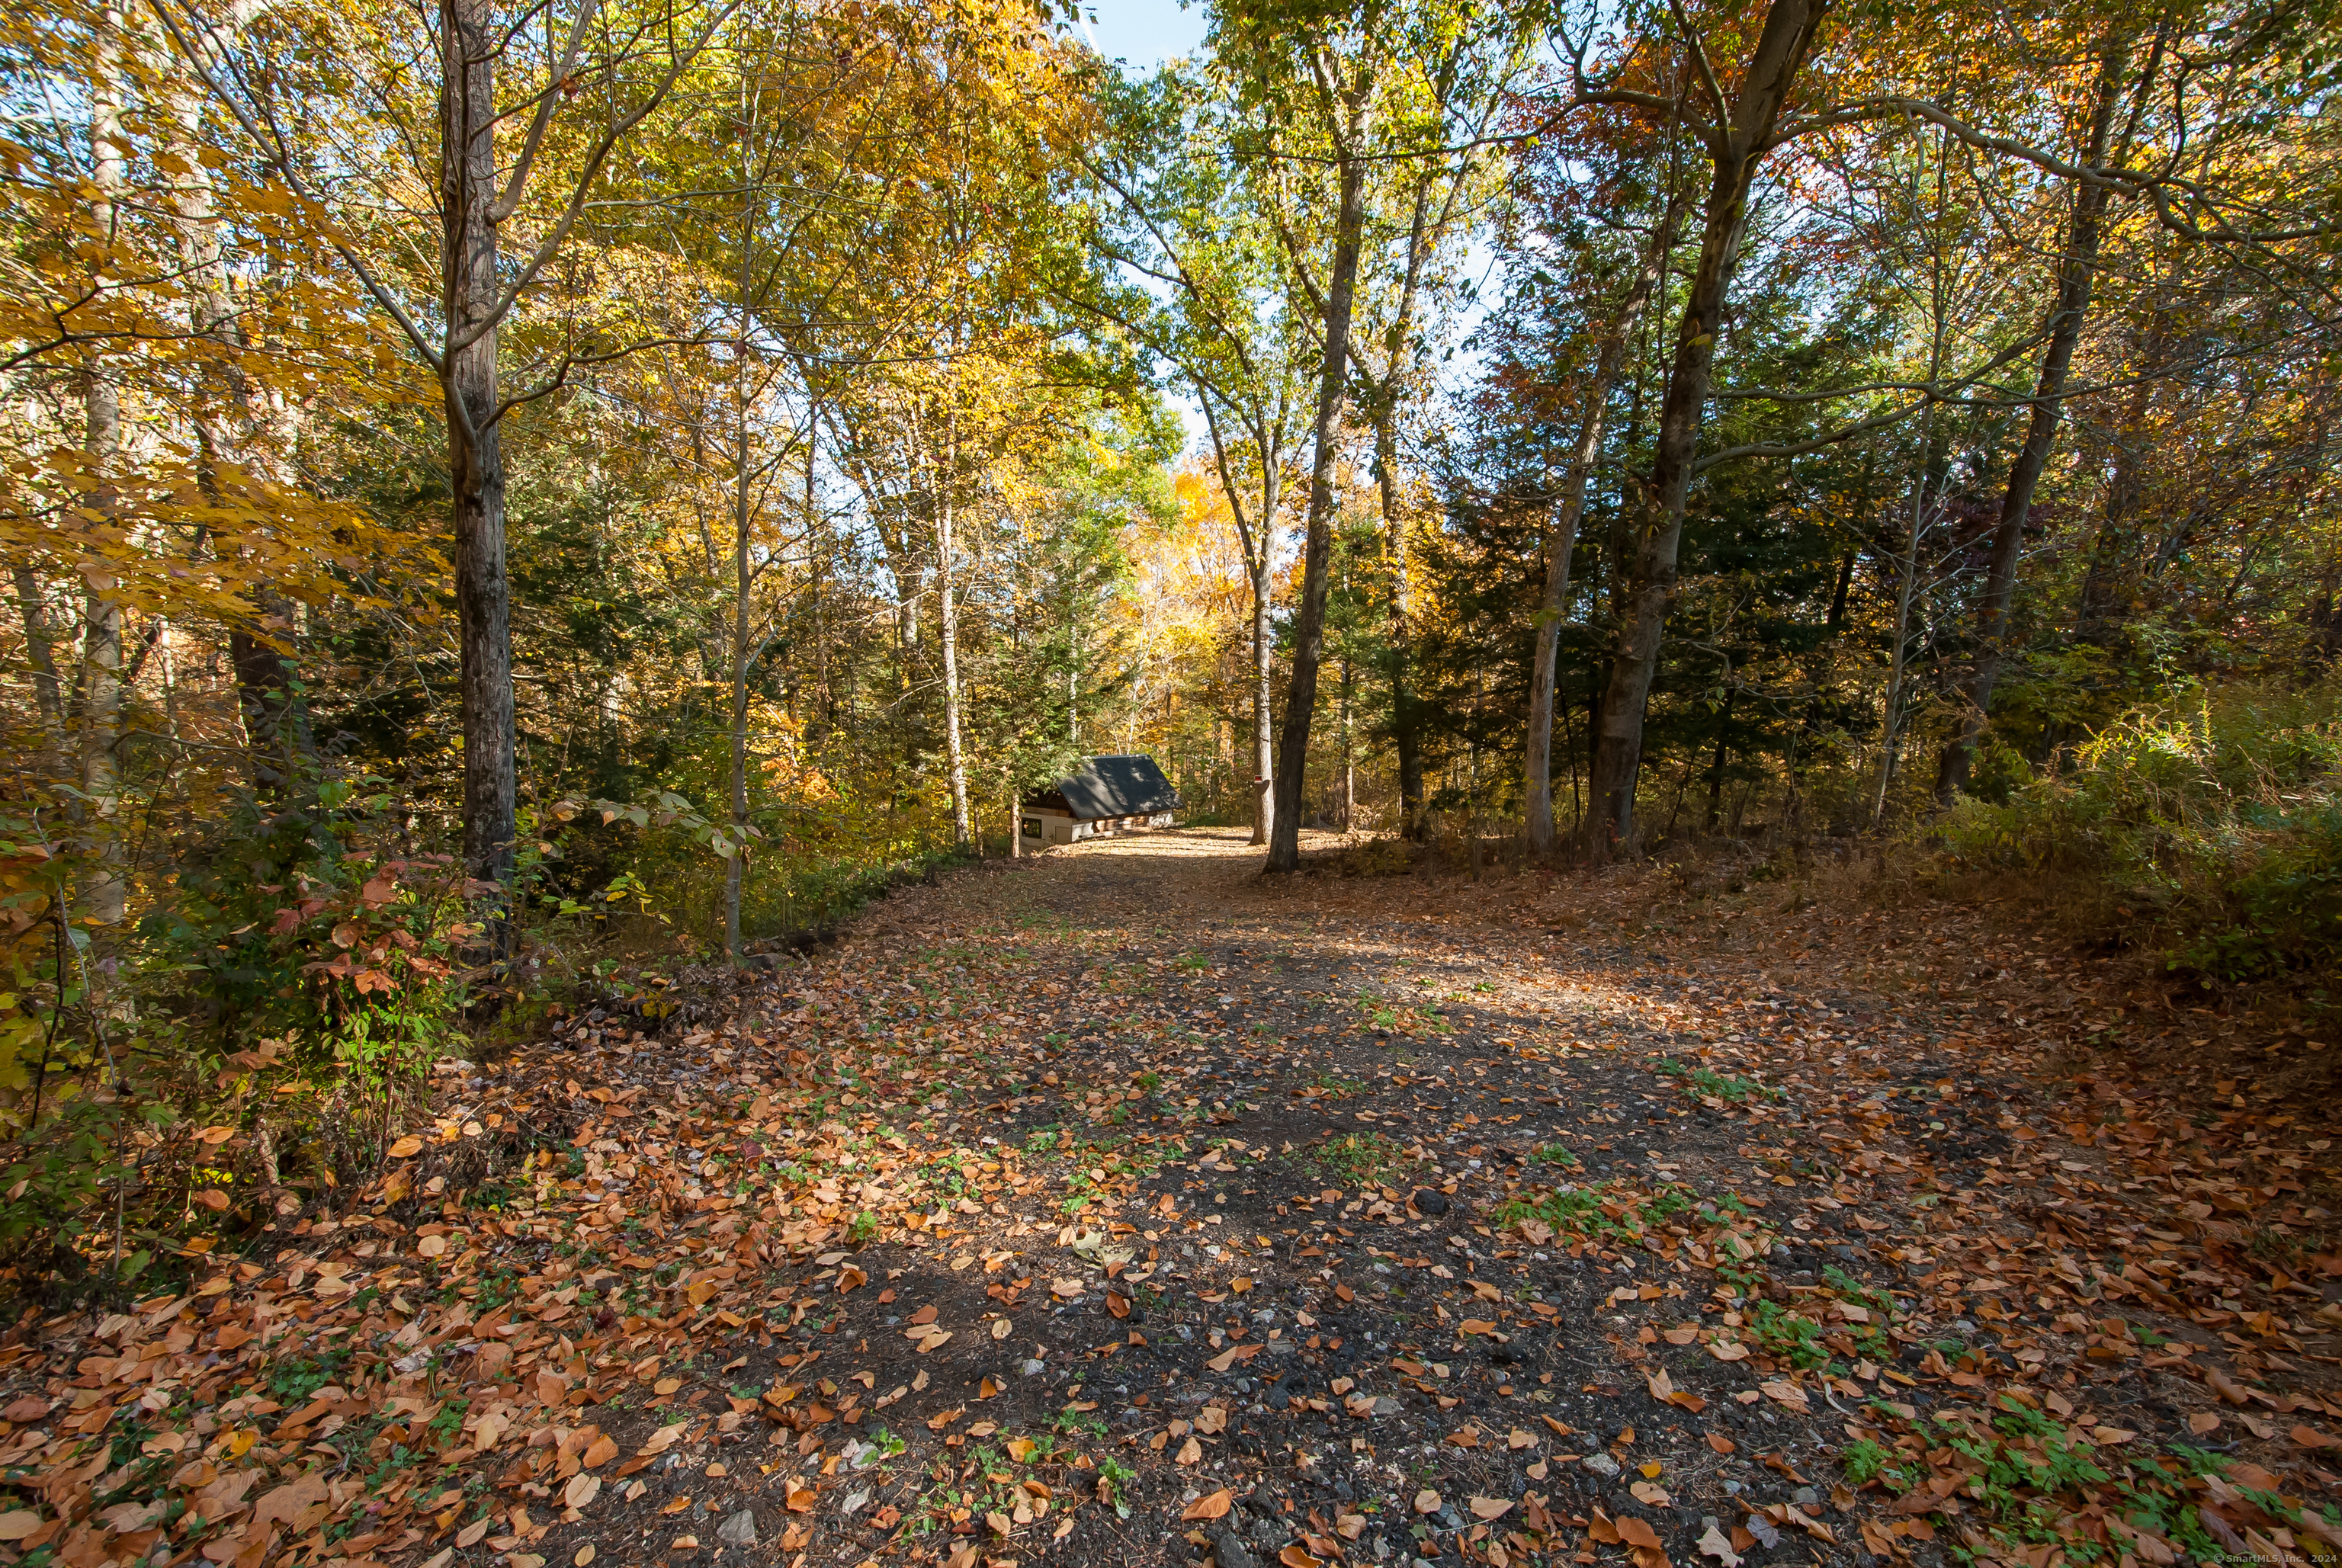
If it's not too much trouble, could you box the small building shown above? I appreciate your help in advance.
[1021,755,1180,848]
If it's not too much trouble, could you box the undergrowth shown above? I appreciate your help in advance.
[1936,678,2342,988]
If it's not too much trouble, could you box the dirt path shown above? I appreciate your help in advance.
[8,830,2340,1568]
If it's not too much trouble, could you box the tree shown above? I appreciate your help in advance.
[1080,68,1317,846]
[155,0,737,946]
[1578,0,1827,858]
[1933,37,2135,800]
[1210,0,1380,874]
[1509,104,1688,857]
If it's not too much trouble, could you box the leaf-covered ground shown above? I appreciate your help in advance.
[6,829,2340,1568]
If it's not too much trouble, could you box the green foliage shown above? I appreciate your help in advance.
[0,1094,161,1285]
[1657,1059,1781,1104]
[1302,1130,1400,1185]
[1495,1179,1691,1244]
[140,772,474,1084]
[1938,679,2342,983]
[1842,1438,1891,1487]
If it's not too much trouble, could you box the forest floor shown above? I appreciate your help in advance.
[8,829,2342,1568]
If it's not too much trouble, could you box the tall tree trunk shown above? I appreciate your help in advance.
[1583,0,1824,859]
[14,568,64,764]
[1006,765,1020,858]
[2076,304,2167,639]
[1524,210,1673,858]
[1872,412,1940,828]
[1339,653,1354,830]
[443,0,517,938]
[1870,124,1955,829]
[155,37,315,790]
[1935,43,2125,802]
[723,323,754,964]
[80,0,128,925]
[1362,175,1443,842]
[1195,389,1281,848]
[938,479,971,845]
[1375,412,1423,839]
[1250,557,1274,845]
[806,437,833,739]
[1704,679,1734,831]
[1266,120,1368,874]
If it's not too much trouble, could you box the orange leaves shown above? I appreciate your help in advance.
[2204,1366,2255,1406]
[1182,1489,1233,1522]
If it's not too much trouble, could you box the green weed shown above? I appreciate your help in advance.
[1494,1180,1692,1244]
[1303,1131,1401,1186]
[1658,1059,1781,1104]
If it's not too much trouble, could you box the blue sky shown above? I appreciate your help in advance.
[1063,0,1497,470]
[1076,0,1210,72]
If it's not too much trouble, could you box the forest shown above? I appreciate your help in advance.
[2,0,2338,1283]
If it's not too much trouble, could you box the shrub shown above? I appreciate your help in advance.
[1936,678,2342,983]
[0,771,478,1299]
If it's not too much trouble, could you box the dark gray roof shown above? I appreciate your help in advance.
[1039,755,1180,820]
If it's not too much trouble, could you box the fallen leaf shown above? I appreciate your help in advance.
[1413,1489,1442,1515]
[2206,1367,2253,1406]
[1697,1523,1743,1567]
[1468,1496,1513,1522]
[1182,1489,1233,1522]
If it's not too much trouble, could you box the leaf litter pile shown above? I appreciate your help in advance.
[4,829,2340,1568]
